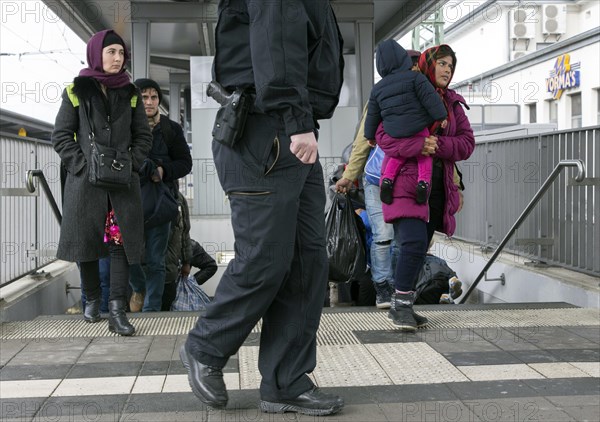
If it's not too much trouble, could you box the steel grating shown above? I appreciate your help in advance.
[1,307,598,340]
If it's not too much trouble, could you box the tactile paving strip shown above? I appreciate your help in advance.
[238,346,321,390]
[238,346,260,390]
[366,343,470,384]
[0,317,198,339]
[1,307,598,340]
[313,344,393,387]
[425,308,600,328]
[319,311,395,331]
[317,330,360,345]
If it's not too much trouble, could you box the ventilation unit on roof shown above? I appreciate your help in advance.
[542,4,567,35]
[510,7,535,39]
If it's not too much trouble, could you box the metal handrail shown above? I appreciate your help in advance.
[459,159,586,303]
[26,169,62,224]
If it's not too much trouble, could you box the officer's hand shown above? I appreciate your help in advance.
[335,178,354,194]
[180,263,191,278]
[290,132,318,164]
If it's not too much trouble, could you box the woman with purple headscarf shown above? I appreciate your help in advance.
[52,30,152,335]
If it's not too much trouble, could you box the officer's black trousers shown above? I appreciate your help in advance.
[186,113,328,401]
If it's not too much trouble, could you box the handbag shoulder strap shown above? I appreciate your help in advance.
[81,98,97,144]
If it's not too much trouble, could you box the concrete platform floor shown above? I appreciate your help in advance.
[1,303,599,421]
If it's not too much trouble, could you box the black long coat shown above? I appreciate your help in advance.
[52,77,152,264]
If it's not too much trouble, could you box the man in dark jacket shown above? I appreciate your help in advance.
[129,78,192,312]
[179,0,345,416]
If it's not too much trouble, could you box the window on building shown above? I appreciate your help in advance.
[548,100,558,124]
[570,93,582,128]
[527,103,537,123]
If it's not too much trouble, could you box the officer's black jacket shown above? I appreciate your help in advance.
[213,0,344,136]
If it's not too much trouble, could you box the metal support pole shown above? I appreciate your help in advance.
[169,82,181,124]
[131,21,151,80]
[355,20,374,115]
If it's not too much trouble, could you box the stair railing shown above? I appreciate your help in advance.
[459,159,586,304]
[26,169,62,224]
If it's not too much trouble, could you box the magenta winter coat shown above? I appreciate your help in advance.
[377,89,475,236]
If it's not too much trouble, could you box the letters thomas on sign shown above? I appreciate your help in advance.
[545,53,581,100]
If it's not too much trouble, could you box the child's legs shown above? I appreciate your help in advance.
[416,155,433,183]
[382,157,405,181]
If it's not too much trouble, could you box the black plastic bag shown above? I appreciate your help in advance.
[325,193,367,283]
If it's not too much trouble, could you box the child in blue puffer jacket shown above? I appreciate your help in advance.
[364,40,447,205]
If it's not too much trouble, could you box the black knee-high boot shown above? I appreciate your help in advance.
[107,245,134,336]
[80,261,101,323]
[108,299,135,336]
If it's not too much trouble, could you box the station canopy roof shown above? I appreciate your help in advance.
[43,0,441,97]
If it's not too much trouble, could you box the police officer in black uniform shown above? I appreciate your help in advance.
[179,0,345,416]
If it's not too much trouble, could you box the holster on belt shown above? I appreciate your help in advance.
[207,81,251,148]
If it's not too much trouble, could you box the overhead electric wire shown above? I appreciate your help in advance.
[0,22,76,73]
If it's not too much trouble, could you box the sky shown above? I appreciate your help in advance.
[1,0,87,124]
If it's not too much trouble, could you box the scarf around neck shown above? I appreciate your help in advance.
[79,30,131,89]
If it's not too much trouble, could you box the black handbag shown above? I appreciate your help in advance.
[84,100,132,190]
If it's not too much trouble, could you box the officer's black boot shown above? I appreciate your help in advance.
[108,300,135,336]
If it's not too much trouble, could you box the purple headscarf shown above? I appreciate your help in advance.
[79,30,131,89]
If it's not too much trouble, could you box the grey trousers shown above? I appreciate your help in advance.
[186,113,328,401]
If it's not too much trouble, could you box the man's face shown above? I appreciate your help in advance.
[141,88,160,117]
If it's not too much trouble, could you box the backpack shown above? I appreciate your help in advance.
[414,255,457,304]
[364,145,384,185]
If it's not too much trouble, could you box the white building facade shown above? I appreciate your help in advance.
[434,0,599,131]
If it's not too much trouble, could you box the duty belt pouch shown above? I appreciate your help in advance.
[212,88,250,148]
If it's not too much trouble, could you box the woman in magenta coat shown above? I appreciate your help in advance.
[376,44,475,331]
